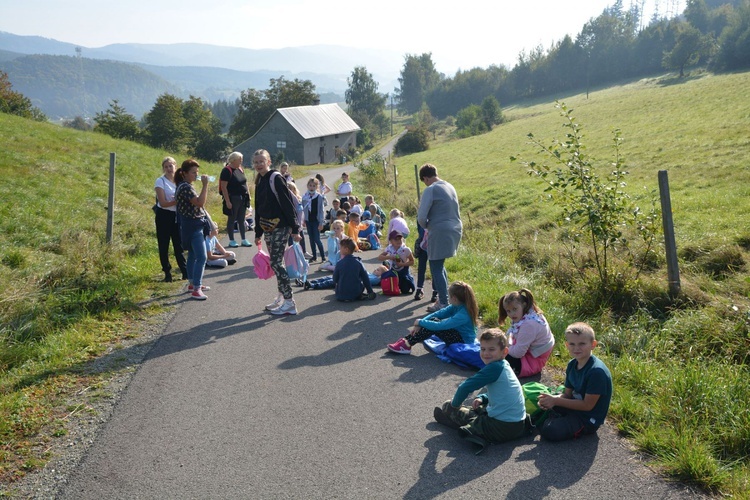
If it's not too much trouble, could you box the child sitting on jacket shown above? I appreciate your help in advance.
[320,220,345,272]
[433,328,528,453]
[205,220,237,268]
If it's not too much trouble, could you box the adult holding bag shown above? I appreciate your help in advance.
[220,151,251,248]
[253,149,302,316]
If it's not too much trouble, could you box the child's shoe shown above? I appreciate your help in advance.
[433,404,462,430]
[304,281,311,290]
[414,288,424,300]
[265,294,284,311]
[270,298,297,315]
[387,338,411,354]
[191,288,207,300]
[187,284,210,293]
[228,240,240,248]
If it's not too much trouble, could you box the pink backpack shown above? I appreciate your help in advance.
[252,249,274,280]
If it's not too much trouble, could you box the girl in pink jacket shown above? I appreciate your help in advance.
[499,288,555,378]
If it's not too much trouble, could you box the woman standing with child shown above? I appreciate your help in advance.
[253,149,302,315]
[417,163,462,313]
[154,156,187,282]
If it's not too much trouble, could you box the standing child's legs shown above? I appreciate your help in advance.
[307,222,325,260]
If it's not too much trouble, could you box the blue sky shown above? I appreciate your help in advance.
[0,0,667,74]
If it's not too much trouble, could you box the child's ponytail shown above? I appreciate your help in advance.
[449,281,479,326]
[498,288,543,324]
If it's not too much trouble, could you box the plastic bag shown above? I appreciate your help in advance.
[284,242,309,281]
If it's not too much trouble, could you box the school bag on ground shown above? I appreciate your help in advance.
[284,241,309,281]
[522,382,563,427]
[380,269,400,296]
[367,232,380,250]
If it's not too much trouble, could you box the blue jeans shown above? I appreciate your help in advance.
[306,221,325,259]
[429,258,448,304]
[181,217,207,287]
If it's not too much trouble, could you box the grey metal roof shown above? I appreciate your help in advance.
[277,103,360,139]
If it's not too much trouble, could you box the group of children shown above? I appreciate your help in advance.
[385,279,612,452]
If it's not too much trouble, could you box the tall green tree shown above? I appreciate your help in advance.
[144,93,188,151]
[663,23,713,76]
[345,66,385,128]
[93,99,139,140]
[229,76,318,143]
[182,95,226,160]
[395,53,441,114]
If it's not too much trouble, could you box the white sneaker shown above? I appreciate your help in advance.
[426,301,448,313]
[270,298,297,315]
[265,294,284,311]
[303,252,313,259]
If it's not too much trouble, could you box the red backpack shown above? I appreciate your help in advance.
[380,269,400,296]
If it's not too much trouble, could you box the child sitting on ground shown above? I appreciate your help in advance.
[305,263,387,291]
[323,198,341,232]
[205,220,237,268]
[345,211,371,250]
[377,230,415,294]
[537,322,612,442]
[320,220,345,272]
[433,328,528,453]
[332,238,377,301]
[387,208,410,239]
[498,288,555,378]
[387,281,478,355]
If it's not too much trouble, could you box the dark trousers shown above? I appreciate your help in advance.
[405,327,464,347]
[155,208,186,275]
[539,408,600,441]
[226,194,247,241]
[306,221,325,259]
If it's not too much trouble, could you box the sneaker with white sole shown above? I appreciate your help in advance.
[387,338,411,354]
[426,301,448,313]
[191,289,207,300]
[270,298,297,315]
[187,284,211,293]
[265,294,284,311]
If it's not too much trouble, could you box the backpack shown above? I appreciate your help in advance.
[380,269,400,296]
[284,241,309,281]
[252,249,274,280]
[522,382,562,427]
[367,232,381,250]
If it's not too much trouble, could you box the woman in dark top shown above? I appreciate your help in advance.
[154,156,187,282]
[220,151,250,248]
[253,149,302,315]
[175,159,209,300]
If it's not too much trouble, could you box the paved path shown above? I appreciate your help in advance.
[59,139,697,498]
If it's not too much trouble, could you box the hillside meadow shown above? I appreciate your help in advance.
[1,70,749,495]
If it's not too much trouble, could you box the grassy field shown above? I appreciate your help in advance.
[1,70,749,495]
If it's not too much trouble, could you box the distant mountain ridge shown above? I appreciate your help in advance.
[0,31,401,90]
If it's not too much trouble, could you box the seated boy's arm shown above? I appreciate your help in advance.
[451,362,502,407]
[539,391,600,412]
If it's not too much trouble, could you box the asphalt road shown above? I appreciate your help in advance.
[59,146,698,498]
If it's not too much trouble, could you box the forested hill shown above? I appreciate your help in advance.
[0,54,180,119]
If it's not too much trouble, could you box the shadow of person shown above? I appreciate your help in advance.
[505,434,600,499]
[403,424,518,500]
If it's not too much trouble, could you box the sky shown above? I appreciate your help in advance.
[0,0,665,75]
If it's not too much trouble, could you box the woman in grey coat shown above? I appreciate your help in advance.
[417,163,462,312]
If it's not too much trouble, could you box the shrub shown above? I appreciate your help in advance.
[394,126,429,155]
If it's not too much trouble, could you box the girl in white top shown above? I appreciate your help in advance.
[336,172,353,202]
[387,208,410,239]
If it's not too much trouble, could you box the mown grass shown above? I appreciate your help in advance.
[361,71,750,496]
[1,70,749,495]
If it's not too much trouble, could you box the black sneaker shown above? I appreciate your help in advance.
[304,281,311,291]
[414,289,424,300]
[430,290,439,303]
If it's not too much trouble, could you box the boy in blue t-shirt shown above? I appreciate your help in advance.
[433,329,527,453]
[538,322,612,441]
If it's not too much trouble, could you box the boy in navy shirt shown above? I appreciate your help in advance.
[538,322,612,441]
[333,238,377,302]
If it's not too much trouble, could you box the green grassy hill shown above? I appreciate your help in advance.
[1,70,749,494]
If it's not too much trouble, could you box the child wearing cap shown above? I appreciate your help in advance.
[378,230,416,294]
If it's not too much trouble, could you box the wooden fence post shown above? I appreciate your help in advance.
[106,153,116,244]
[658,170,680,297]
[414,164,421,202]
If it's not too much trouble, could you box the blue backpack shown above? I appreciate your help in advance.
[367,233,381,250]
[284,242,309,281]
